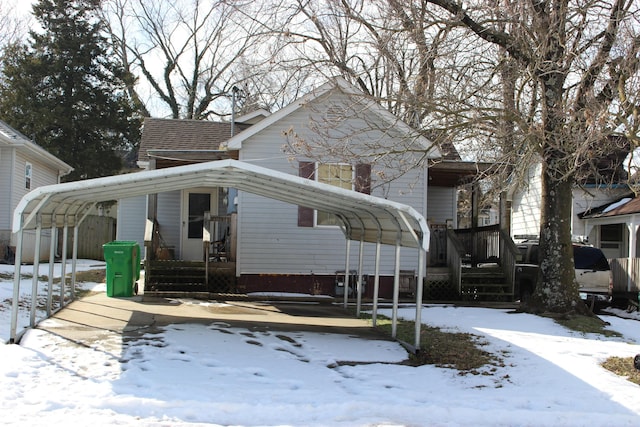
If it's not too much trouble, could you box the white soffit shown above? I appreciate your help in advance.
[13,159,429,250]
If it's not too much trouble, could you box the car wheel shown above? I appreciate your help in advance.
[520,285,533,307]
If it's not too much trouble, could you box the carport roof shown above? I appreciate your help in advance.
[13,159,429,250]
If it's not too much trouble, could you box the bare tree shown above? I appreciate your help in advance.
[97,0,639,313]
[255,0,640,313]
[414,0,640,314]
[101,0,275,119]
[0,1,28,54]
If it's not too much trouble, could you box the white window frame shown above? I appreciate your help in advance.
[25,162,33,190]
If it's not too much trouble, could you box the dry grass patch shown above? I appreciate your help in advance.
[74,269,106,284]
[602,357,640,386]
[365,315,501,372]
[552,313,622,338]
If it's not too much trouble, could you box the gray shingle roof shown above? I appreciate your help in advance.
[138,118,250,163]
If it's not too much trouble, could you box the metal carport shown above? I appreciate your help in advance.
[10,159,430,346]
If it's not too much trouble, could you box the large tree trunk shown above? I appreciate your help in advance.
[529,165,588,314]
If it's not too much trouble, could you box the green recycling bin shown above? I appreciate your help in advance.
[103,241,140,297]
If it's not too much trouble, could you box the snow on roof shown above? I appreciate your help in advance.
[603,197,632,213]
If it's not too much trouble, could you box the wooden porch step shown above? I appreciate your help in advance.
[145,260,237,294]
[461,268,504,278]
[147,282,207,290]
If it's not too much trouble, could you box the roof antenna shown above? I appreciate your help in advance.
[231,85,240,137]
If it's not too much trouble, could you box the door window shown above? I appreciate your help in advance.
[188,193,210,239]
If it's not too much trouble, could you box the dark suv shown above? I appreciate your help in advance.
[514,241,612,309]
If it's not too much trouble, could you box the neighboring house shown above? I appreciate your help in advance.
[122,78,479,297]
[0,120,73,263]
[578,194,640,260]
[509,136,631,250]
[577,194,640,305]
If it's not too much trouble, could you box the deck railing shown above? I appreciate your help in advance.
[498,229,518,295]
[609,258,640,294]
[446,225,517,296]
[446,229,465,294]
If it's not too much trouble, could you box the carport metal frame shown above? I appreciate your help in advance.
[10,159,429,347]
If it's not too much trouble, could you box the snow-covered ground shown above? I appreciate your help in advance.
[1,260,640,426]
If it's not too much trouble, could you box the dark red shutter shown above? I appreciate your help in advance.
[298,161,315,227]
[355,163,371,194]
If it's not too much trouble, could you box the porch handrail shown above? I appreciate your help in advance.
[448,225,518,297]
[446,229,465,295]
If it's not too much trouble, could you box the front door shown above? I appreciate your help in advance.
[182,188,218,261]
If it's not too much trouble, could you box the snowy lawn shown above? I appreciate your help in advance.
[1,260,640,426]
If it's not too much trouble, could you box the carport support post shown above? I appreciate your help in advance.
[29,216,42,327]
[60,222,69,306]
[414,248,425,349]
[392,243,401,338]
[343,239,351,309]
[46,223,56,317]
[70,223,79,300]
[356,238,364,316]
[10,228,24,343]
[372,241,381,326]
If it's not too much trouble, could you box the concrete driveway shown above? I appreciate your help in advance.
[36,291,390,353]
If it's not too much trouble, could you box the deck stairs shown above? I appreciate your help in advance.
[460,265,512,301]
[144,260,236,295]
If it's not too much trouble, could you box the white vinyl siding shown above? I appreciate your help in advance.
[510,163,543,240]
[426,186,456,225]
[156,191,182,258]
[0,147,12,229]
[6,150,59,231]
[4,148,61,262]
[237,90,428,276]
[116,196,147,253]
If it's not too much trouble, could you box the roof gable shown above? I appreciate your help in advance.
[225,77,440,158]
[0,120,73,175]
